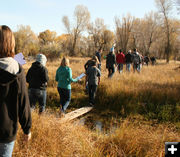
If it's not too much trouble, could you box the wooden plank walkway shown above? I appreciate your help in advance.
[59,106,93,123]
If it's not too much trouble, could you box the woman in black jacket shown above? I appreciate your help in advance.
[0,25,31,157]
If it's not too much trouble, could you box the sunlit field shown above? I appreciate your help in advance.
[14,57,180,157]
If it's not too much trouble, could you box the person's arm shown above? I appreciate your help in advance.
[26,68,31,83]
[113,54,116,65]
[23,132,31,142]
[68,68,78,82]
[85,75,88,86]
[18,67,32,141]
[41,67,49,83]
[98,77,100,85]
[55,68,59,82]
[97,68,101,84]
[84,61,88,71]
[123,54,126,64]
[85,68,88,83]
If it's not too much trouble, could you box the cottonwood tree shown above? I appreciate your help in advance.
[101,29,114,52]
[87,18,106,50]
[142,12,161,55]
[168,19,180,60]
[14,25,39,56]
[62,5,90,56]
[155,0,173,62]
[115,14,134,53]
[131,12,161,56]
[38,30,57,45]
[38,30,61,59]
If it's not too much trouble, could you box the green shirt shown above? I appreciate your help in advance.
[55,66,78,89]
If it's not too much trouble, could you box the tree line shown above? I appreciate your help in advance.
[14,0,180,62]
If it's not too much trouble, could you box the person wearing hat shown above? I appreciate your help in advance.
[26,54,49,114]
[106,47,116,78]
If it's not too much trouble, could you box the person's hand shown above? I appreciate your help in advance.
[24,132,31,142]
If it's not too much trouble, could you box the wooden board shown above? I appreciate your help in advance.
[60,107,93,123]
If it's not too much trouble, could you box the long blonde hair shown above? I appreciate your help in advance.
[0,25,15,58]
[61,57,69,67]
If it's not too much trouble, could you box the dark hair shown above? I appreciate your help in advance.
[0,25,15,58]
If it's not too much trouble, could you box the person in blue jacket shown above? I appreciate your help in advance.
[55,57,78,116]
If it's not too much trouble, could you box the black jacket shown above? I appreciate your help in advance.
[106,52,116,68]
[125,53,132,63]
[0,65,32,143]
[26,62,49,90]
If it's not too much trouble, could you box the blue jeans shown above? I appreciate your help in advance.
[138,64,142,72]
[126,63,131,72]
[57,88,71,113]
[28,88,47,113]
[118,64,123,73]
[0,141,15,157]
[88,84,97,105]
[133,64,140,73]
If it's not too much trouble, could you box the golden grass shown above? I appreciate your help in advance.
[14,58,180,157]
[13,112,180,157]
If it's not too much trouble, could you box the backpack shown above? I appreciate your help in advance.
[133,53,140,65]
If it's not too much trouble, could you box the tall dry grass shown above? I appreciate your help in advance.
[15,58,180,157]
[13,112,180,157]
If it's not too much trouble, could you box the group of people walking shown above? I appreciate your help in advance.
[106,48,156,78]
[0,25,102,157]
[0,25,157,157]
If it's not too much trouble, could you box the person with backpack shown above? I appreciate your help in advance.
[116,49,125,73]
[86,60,101,106]
[84,55,99,93]
[125,50,133,72]
[26,54,49,114]
[84,55,99,72]
[132,48,141,73]
[106,47,116,78]
[0,25,31,157]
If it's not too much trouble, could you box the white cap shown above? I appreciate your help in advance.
[36,54,47,66]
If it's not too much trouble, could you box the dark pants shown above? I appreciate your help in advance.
[117,64,123,73]
[108,66,115,78]
[88,84,97,105]
[28,88,46,113]
[57,87,71,113]
[97,64,101,71]
[133,63,140,73]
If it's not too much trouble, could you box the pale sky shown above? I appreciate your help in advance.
[0,0,179,35]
